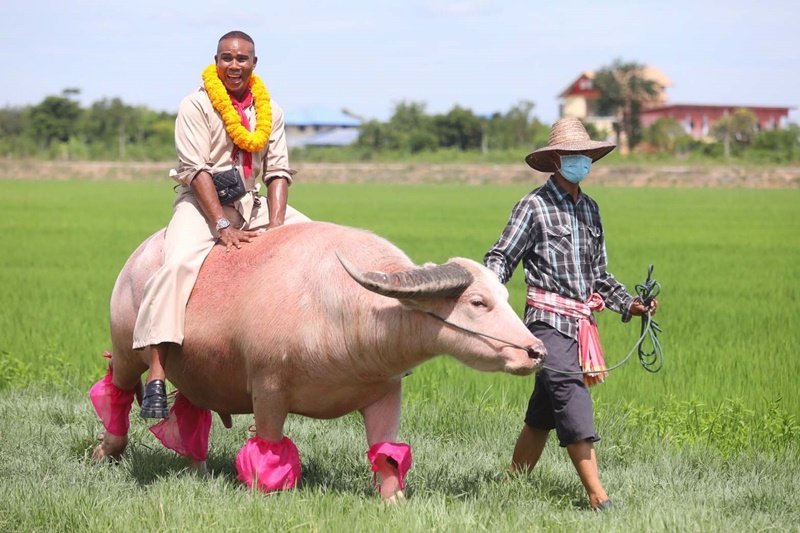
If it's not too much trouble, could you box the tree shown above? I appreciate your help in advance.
[355,120,393,151]
[388,101,429,128]
[751,124,800,163]
[644,118,694,154]
[433,105,482,151]
[28,90,82,148]
[0,106,27,137]
[594,60,660,151]
[387,101,438,153]
[710,108,758,158]
[355,102,438,153]
[83,98,153,158]
[140,112,179,160]
[355,99,551,155]
[405,129,439,153]
[0,90,183,161]
[485,100,546,150]
[0,106,34,157]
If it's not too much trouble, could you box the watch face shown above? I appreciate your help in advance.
[217,218,230,230]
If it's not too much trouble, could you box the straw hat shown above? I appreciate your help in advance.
[525,118,616,172]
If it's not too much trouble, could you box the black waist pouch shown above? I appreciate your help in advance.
[211,167,246,205]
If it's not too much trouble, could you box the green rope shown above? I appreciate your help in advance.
[634,264,664,373]
[542,264,664,377]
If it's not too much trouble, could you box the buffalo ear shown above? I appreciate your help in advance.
[336,252,473,299]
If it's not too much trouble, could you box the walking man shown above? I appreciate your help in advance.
[484,118,658,510]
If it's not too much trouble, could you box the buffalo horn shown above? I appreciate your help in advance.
[336,252,473,299]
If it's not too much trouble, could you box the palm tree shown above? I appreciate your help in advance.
[594,60,661,152]
[710,108,758,158]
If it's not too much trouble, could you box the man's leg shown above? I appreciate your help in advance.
[510,424,550,473]
[567,438,609,509]
[134,194,229,417]
[530,323,610,509]
[146,344,167,381]
[515,323,557,473]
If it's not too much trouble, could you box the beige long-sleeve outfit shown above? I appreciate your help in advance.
[132,88,309,349]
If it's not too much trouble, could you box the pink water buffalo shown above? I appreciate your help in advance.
[91,221,545,500]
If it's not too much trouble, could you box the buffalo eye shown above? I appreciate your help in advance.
[470,298,488,308]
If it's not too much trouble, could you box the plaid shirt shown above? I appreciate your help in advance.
[484,176,635,339]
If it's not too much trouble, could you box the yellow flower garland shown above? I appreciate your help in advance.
[202,64,272,153]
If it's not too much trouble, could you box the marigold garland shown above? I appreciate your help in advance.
[202,64,272,153]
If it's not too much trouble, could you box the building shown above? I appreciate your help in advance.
[284,107,362,149]
[640,104,792,139]
[558,67,672,138]
[558,67,792,141]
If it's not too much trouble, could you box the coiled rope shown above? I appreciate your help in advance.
[542,264,664,376]
[634,264,663,373]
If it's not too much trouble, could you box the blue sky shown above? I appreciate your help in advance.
[2,0,798,124]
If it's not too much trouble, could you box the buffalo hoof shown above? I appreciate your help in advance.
[383,490,405,505]
[92,432,128,462]
[378,474,405,504]
[189,460,209,476]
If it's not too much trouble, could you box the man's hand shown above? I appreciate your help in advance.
[189,171,264,252]
[630,298,658,317]
[218,227,262,252]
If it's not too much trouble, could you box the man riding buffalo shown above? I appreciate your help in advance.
[132,30,308,418]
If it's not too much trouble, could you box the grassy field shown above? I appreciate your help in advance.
[1,179,799,531]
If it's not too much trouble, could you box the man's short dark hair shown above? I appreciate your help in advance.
[218,31,254,45]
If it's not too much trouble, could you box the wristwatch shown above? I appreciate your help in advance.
[215,217,231,231]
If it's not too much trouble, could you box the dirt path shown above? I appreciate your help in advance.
[2,159,799,187]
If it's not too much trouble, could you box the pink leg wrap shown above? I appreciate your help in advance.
[89,365,135,437]
[367,442,413,489]
[235,436,301,492]
[149,392,212,462]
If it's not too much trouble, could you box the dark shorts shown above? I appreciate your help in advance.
[524,322,599,447]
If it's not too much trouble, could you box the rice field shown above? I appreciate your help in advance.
[1,179,798,415]
[0,178,798,531]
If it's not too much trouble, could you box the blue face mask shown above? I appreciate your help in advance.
[558,154,592,183]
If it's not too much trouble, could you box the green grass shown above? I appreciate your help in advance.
[1,388,797,532]
[1,179,799,531]
[289,145,800,166]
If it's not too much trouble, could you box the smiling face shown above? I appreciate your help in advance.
[215,37,257,100]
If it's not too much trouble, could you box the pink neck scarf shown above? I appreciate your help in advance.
[230,90,254,178]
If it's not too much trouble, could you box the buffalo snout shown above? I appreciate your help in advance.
[527,340,547,363]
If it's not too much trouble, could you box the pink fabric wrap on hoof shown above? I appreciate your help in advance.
[89,366,135,437]
[149,392,212,462]
[367,442,413,489]
[235,436,301,492]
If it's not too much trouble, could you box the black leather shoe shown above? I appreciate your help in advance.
[140,379,169,419]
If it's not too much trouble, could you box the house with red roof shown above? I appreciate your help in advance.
[558,67,792,141]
